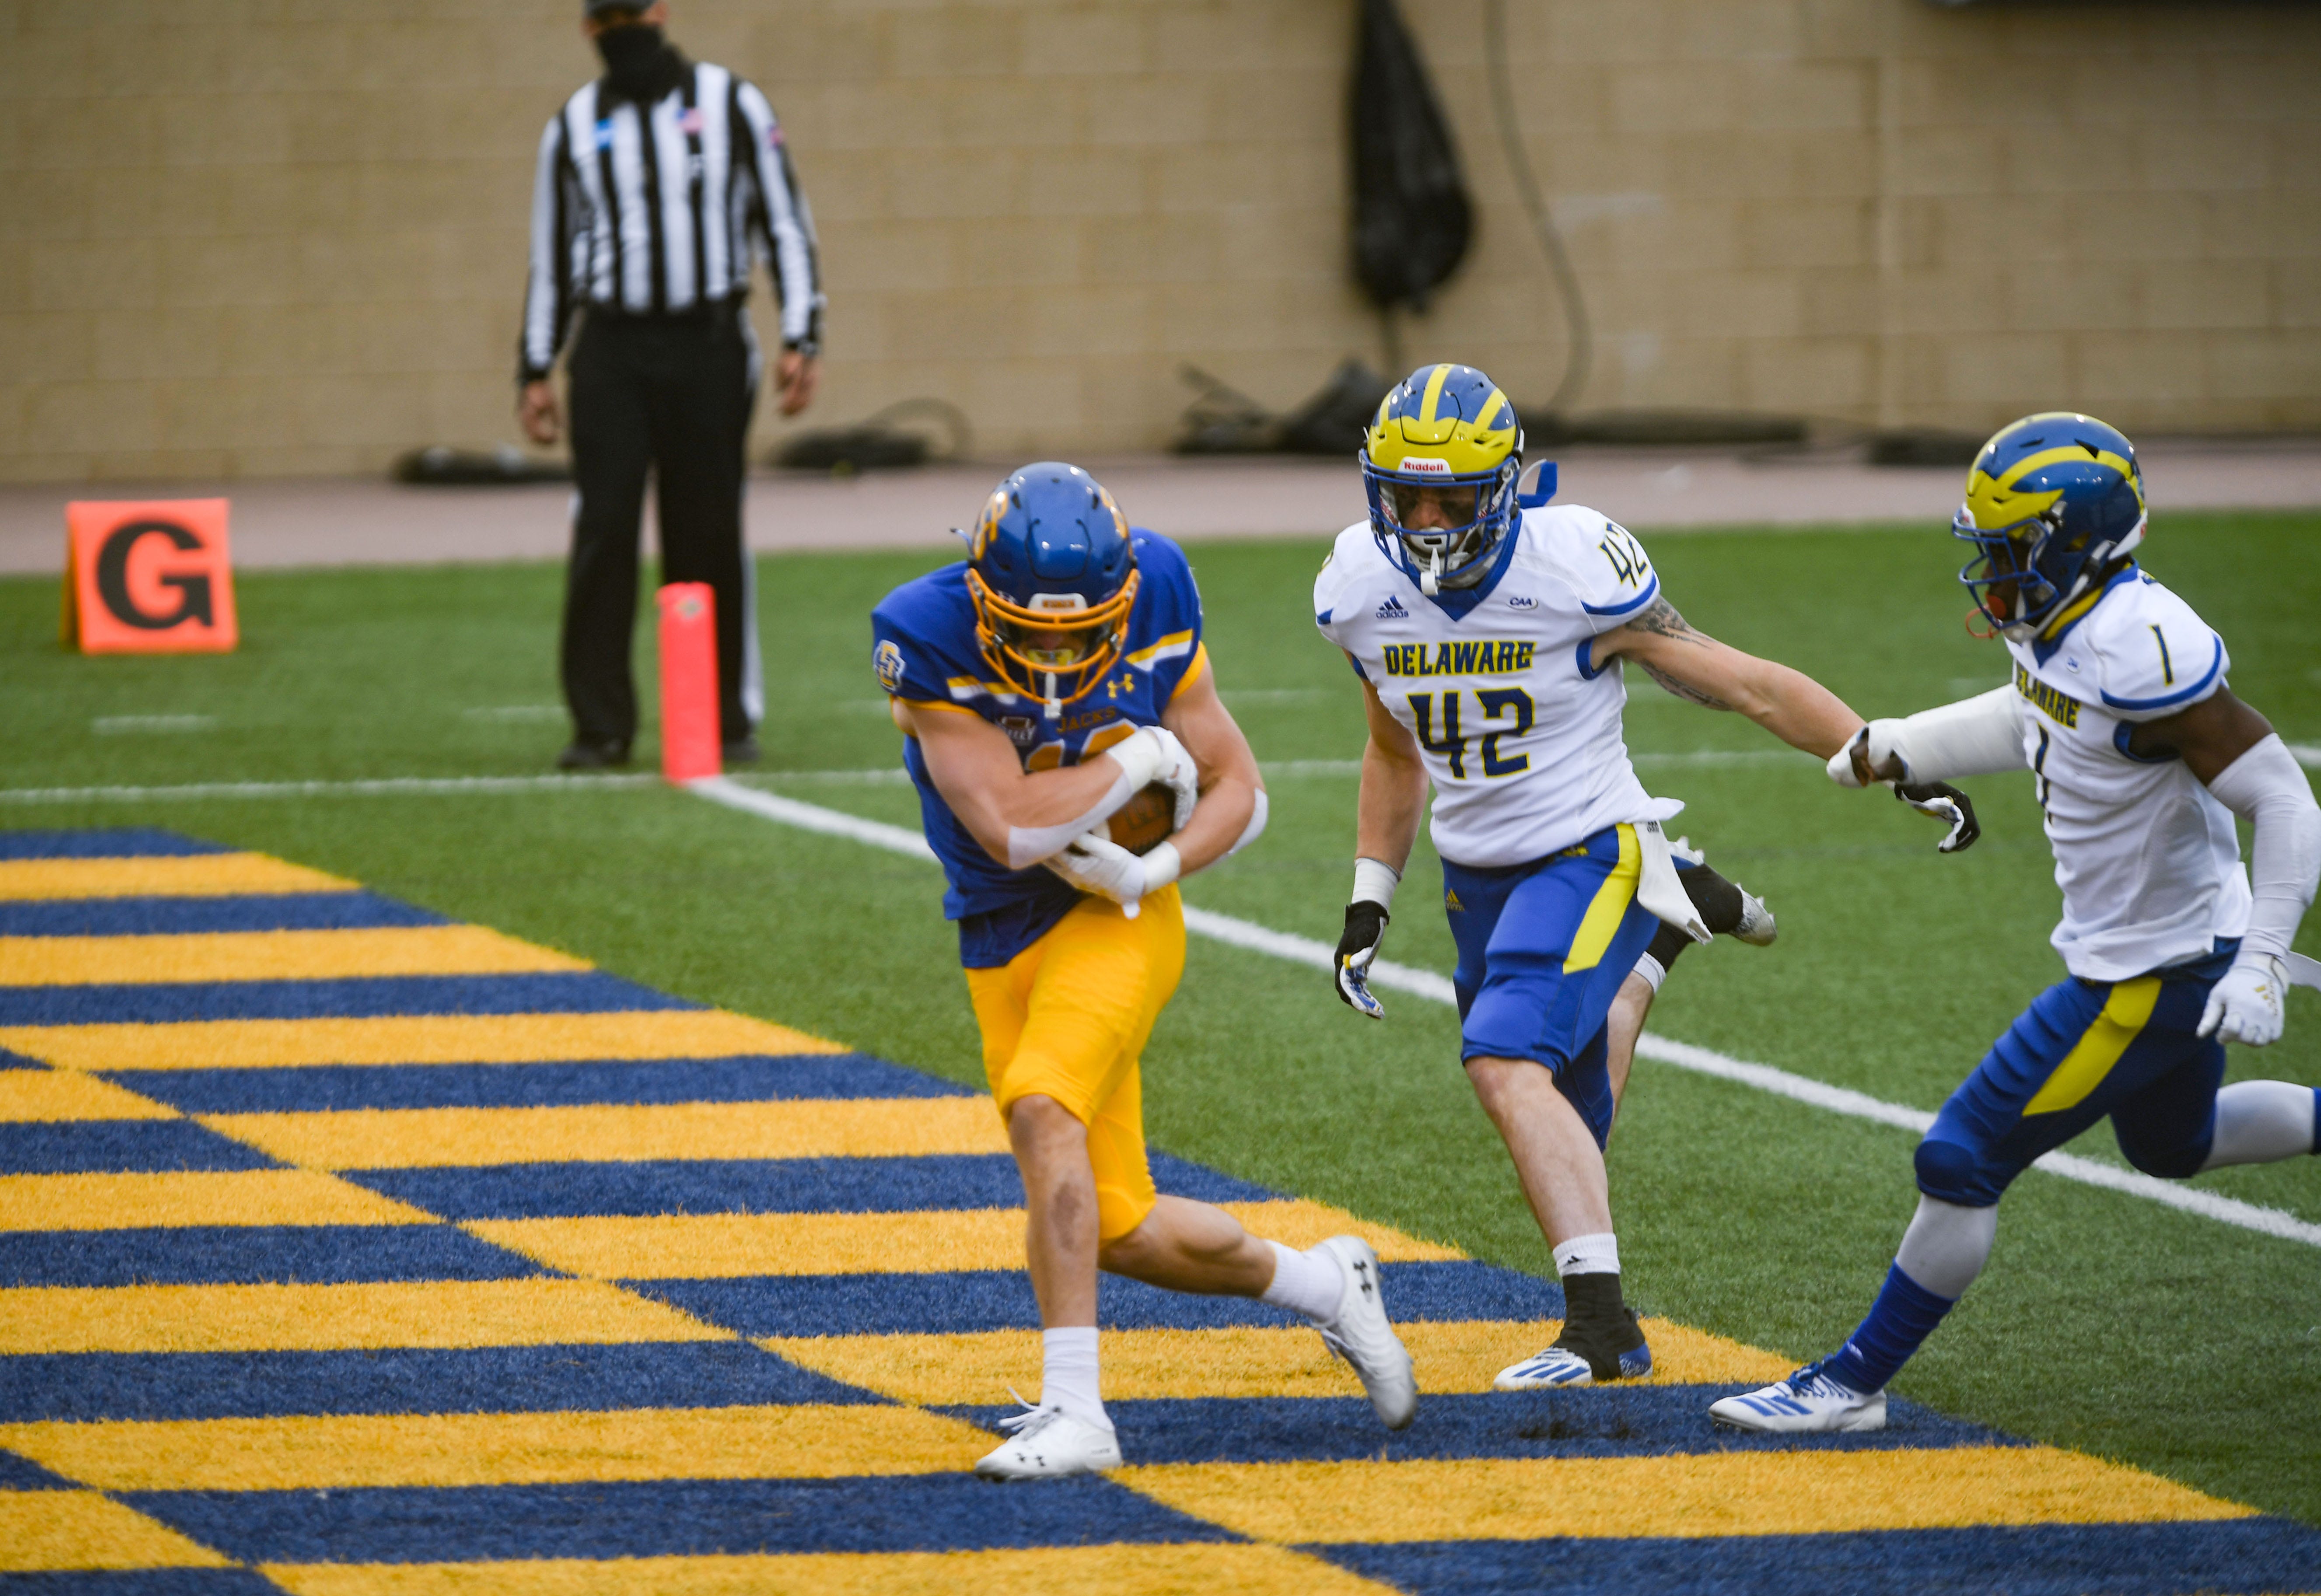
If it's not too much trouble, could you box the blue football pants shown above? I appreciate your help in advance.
[1915,943,2236,1209]
[1443,823,1662,1151]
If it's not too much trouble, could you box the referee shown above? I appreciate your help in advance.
[518,0,823,770]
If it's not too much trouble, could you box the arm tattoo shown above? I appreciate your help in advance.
[1640,659,1735,710]
[1621,596,1709,644]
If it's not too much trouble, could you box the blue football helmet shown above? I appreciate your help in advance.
[1954,413,2147,640]
[964,462,1139,714]
[1361,363,1524,595]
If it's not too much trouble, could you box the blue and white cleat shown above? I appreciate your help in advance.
[1494,1336,1653,1390]
[1709,1361,1886,1433]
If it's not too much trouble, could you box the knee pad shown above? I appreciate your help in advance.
[1914,1137,1996,1207]
[2117,1127,2209,1181]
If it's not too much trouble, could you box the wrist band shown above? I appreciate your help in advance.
[1351,857,1401,912]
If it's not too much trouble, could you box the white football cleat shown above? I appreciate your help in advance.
[1312,1235,1417,1430]
[1709,1362,1887,1433]
[972,1402,1122,1481]
[1493,1344,1597,1389]
[1732,888,1777,946]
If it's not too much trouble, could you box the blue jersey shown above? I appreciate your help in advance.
[870,531,1207,969]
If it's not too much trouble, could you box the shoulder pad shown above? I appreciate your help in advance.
[1541,506,1659,624]
[2084,579,2227,721]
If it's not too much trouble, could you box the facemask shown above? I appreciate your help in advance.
[596,23,686,104]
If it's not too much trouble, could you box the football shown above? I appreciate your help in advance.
[1105,781,1177,856]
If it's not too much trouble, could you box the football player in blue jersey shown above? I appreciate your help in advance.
[1317,365,1908,1392]
[1712,414,2321,1433]
[873,463,1416,1480]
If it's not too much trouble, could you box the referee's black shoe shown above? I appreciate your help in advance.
[557,737,631,771]
[721,735,762,766]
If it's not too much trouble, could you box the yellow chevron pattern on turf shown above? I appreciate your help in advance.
[0,1279,729,1355]
[0,1170,433,1230]
[469,1198,1461,1280]
[0,927,590,986]
[762,1317,1794,1406]
[0,1491,231,1572]
[260,1544,1400,1596]
[0,1070,176,1122]
[0,1405,992,1492]
[0,1009,844,1071]
[0,854,354,901]
[1120,1448,2255,1544]
[204,1097,1010,1168]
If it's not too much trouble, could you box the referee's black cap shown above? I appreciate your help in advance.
[585,0,653,17]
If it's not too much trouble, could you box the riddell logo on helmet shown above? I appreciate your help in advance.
[1399,457,1452,476]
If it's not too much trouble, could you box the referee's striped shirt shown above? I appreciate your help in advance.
[520,61,823,383]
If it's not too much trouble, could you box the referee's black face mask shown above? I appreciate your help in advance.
[596,23,684,103]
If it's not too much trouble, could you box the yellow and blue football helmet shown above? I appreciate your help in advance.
[1362,363,1523,595]
[1953,412,2147,640]
[964,462,1140,714]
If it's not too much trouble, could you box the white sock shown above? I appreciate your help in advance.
[1892,1194,1997,1298]
[1261,1240,1345,1324]
[1630,953,1668,994]
[2200,1081,2320,1170]
[1040,1326,1107,1429]
[1552,1232,1620,1277]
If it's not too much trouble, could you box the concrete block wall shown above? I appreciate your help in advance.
[0,0,2314,482]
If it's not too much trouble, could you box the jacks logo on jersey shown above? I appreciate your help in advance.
[1315,505,1681,870]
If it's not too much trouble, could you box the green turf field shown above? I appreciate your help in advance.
[4,510,2317,1525]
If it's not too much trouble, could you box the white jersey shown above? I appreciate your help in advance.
[2004,567,2249,982]
[1315,505,1681,868]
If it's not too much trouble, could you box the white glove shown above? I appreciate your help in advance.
[1046,834,1181,920]
[2199,954,2287,1047]
[1107,726,1200,831]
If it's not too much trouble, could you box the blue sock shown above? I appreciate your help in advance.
[2311,1088,2319,1155]
[1824,1263,1956,1395]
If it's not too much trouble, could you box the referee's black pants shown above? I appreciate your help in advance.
[562,305,759,750]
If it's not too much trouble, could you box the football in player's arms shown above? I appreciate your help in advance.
[1713,412,2321,1434]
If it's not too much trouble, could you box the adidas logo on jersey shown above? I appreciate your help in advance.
[1375,596,1410,619]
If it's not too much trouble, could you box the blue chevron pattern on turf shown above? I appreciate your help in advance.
[124,1475,1239,1564]
[0,1120,283,1175]
[1316,1520,2321,1595]
[345,1149,1272,1220]
[0,831,230,860]
[0,1450,76,1489]
[105,1053,979,1113]
[940,1390,2027,1464]
[0,973,696,1025]
[0,1226,546,1288]
[0,892,450,937]
[0,1575,287,1596]
[639,1259,1561,1338]
[6,826,2303,1592]
[0,1344,874,1424]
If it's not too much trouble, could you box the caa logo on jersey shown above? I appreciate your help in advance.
[873,640,906,693]
[1507,595,1538,609]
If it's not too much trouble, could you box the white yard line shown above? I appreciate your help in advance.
[0,773,658,804]
[689,775,2321,1252]
[2291,744,2320,772]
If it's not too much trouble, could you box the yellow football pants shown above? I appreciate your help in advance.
[964,886,1184,1242]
